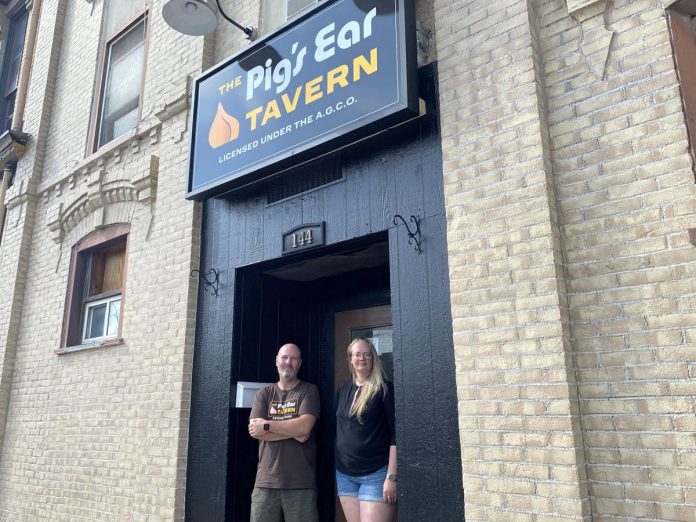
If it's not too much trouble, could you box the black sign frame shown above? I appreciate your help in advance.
[186,0,418,200]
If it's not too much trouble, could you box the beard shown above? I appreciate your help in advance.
[279,368,296,379]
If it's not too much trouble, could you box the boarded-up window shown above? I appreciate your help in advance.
[88,243,126,296]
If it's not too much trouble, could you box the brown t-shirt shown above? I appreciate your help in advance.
[250,381,320,489]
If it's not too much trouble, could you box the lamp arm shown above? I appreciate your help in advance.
[214,0,255,38]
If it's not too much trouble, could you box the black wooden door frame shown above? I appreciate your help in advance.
[185,62,464,522]
[226,234,392,521]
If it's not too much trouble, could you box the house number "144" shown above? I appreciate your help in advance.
[291,229,313,248]
[282,222,325,256]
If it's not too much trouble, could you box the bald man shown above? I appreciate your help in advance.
[248,343,320,522]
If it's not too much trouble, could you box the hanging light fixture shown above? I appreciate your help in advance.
[162,0,255,39]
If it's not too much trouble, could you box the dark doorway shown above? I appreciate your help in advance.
[227,234,391,521]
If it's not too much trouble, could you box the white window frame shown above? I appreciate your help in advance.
[82,294,122,343]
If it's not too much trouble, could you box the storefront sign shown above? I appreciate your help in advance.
[187,0,418,200]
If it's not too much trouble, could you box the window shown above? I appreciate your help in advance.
[261,0,318,34]
[0,6,28,133]
[94,7,148,150]
[285,0,318,20]
[62,224,129,349]
[83,294,121,341]
[667,1,696,177]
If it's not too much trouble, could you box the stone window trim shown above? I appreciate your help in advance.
[91,8,150,152]
[35,71,187,221]
[42,130,161,245]
[57,222,130,354]
[56,337,124,356]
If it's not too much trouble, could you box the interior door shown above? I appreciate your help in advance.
[334,305,393,522]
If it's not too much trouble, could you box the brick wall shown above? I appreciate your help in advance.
[436,0,590,519]
[1,0,695,519]
[539,0,696,519]
[0,0,208,519]
[440,0,696,519]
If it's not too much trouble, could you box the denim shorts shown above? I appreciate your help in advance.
[336,465,388,502]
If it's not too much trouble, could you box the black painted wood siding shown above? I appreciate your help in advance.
[186,63,464,521]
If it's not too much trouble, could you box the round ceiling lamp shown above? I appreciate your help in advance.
[162,0,218,36]
[162,0,256,39]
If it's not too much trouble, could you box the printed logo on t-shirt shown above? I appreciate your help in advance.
[269,399,299,420]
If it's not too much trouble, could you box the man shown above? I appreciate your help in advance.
[248,343,320,522]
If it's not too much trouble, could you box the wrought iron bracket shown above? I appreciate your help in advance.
[393,214,422,254]
[191,268,219,297]
[215,0,256,39]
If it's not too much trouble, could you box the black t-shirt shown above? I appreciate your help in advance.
[335,379,396,476]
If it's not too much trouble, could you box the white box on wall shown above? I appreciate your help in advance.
[235,381,271,408]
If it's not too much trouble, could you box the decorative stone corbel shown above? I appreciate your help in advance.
[153,77,191,143]
[153,79,190,123]
[568,0,615,80]
[133,155,159,238]
[5,175,34,206]
[132,155,159,205]
[85,160,105,210]
[46,201,62,237]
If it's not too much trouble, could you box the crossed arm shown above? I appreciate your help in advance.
[248,414,317,443]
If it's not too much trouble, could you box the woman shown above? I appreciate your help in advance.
[336,337,397,522]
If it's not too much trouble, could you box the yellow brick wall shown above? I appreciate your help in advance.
[1,0,695,519]
[0,0,207,519]
[441,0,696,519]
[540,0,696,519]
[436,0,591,518]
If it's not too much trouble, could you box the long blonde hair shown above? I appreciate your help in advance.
[347,338,387,423]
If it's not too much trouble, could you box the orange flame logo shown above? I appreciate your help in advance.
[208,103,240,149]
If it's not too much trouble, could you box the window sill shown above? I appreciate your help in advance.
[55,337,124,355]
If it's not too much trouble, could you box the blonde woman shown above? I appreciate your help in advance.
[335,338,397,522]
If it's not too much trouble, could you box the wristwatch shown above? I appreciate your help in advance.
[263,422,270,432]
[386,473,397,482]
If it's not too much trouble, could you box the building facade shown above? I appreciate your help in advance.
[0,0,694,521]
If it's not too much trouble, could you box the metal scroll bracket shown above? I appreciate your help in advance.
[393,214,422,254]
[191,268,219,297]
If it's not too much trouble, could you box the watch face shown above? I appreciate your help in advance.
[263,423,270,431]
